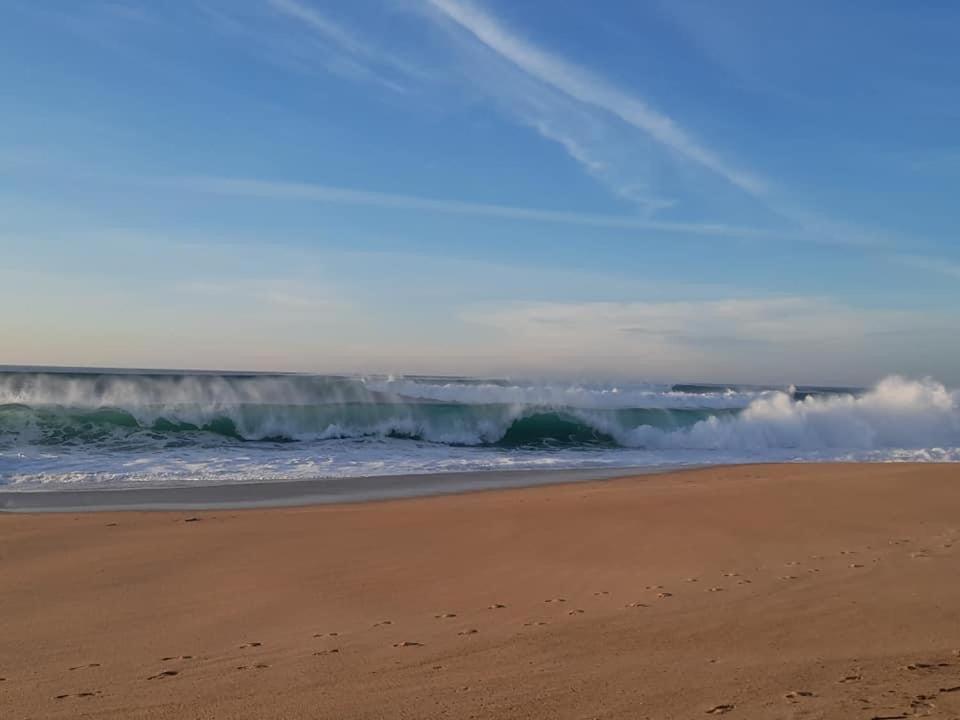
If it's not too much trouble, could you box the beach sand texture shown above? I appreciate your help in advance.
[2,463,960,718]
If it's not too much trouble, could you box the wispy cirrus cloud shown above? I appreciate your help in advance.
[173,176,788,240]
[198,0,746,216]
[461,296,959,382]
[893,254,960,280]
[195,0,880,244]
[466,297,873,346]
[179,278,343,312]
[417,1,912,248]
[200,0,426,93]
[267,0,428,83]
[528,119,676,215]
[423,0,767,197]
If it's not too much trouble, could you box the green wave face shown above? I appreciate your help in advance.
[0,401,730,449]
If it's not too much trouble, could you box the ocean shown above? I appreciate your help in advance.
[1,367,957,492]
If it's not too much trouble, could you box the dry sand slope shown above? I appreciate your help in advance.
[2,463,960,719]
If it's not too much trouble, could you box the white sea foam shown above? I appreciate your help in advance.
[608,376,960,450]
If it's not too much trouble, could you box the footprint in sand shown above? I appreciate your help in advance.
[393,641,422,647]
[625,601,649,608]
[55,691,103,699]
[940,685,960,693]
[183,517,201,523]
[707,587,724,593]
[838,674,862,683]
[779,575,798,580]
[904,661,950,670]
[646,585,664,590]
[807,568,821,573]
[722,572,739,578]
[544,598,566,603]
[373,621,392,627]
[567,609,585,615]
[313,649,340,656]
[458,629,478,635]
[686,578,699,583]
[69,663,101,671]
[488,603,507,609]
[784,690,815,701]
[236,663,269,670]
[239,642,262,649]
[313,633,339,638]
[160,655,193,661]
[705,703,735,714]
[147,670,178,680]
[736,579,752,585]
[785,561,800,567]
[435,613,457,619]
[849,563,865,568]
[523,621,549,626]
[593,590,610,595]
[657,592,673,598]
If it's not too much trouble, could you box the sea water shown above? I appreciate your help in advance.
[1,368,957,491]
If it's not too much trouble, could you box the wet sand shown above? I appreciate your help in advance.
[2,463,960,718]
[0,466,647,511]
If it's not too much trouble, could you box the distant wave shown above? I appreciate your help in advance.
[363,377,765,410]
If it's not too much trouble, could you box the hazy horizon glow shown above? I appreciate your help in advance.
[2,1,959,386]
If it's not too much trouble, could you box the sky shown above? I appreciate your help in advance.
[2,0,959,385]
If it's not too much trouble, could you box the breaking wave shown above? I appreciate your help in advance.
[0,372,956,449]
[1,371,957,490]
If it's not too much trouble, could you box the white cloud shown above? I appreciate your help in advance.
[174,175,783,240]
[419,1,908,248]
[460,297,957,382]
[200,0,425,93]
[894,254,960,280]
[424,0,767,196]
[178,278,343,312]
[201,0,759,216]
[529,119,676,215]
[268,0,427,82]
[196,1,903,249]
[466,297,864,344]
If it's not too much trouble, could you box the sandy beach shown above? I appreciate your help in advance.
[2,463,960,719]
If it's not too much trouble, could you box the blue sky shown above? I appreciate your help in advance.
[2,0,959,385]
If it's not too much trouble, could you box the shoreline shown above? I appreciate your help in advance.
[3,458,957,512]
[0,464,681,512]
